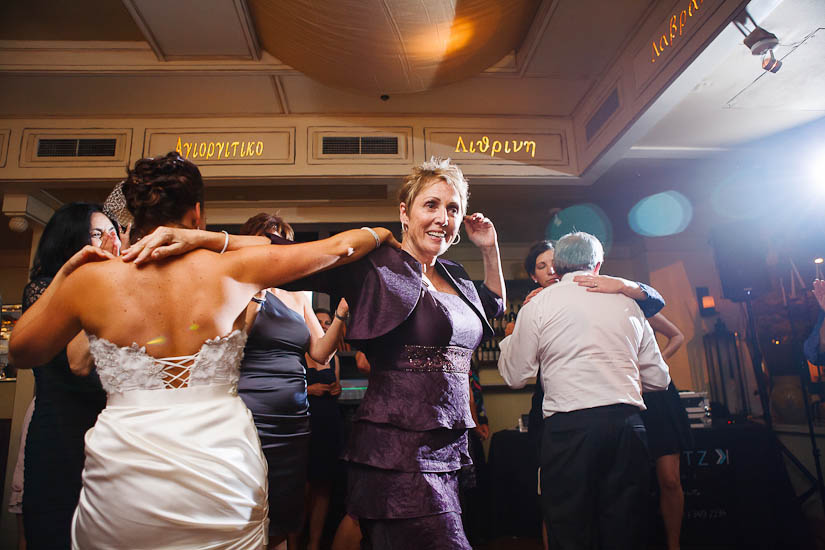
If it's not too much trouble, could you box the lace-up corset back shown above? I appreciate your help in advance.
[87,330,248,394]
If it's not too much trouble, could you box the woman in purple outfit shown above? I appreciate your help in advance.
[285,158,505,549]
[130,158,504,549]
[343,167,504,549]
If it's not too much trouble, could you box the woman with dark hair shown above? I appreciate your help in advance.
[524,240,558,289]
[20,202,120,550]
[237,212,349,550]
[9,152,397,549]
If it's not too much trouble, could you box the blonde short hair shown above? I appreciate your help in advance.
[398,157,469,217]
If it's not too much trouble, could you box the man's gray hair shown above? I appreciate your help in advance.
[553,232,604,276]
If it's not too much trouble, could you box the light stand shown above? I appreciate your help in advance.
[743,289,772,425]
[703,318,749,418]
[743,288,825,512]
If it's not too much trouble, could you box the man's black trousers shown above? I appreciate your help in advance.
[540,404,649,550]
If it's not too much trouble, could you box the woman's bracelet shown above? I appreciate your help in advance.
[219,230,230,254]
[360,227,381,249]
[335,311,349,324]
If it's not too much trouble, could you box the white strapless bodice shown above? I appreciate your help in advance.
[74,329,267,549]
[87,330,247,393]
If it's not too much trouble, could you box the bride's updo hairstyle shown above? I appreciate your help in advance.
[122,151,204,240]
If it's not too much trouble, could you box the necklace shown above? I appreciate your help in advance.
[421,273,434,290]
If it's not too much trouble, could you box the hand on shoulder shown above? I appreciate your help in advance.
[522,286,544,306]
[573,274,635,295]
[121,227,202,265]
[59,245,117,279]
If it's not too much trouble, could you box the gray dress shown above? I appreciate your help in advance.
[238,291,311,538]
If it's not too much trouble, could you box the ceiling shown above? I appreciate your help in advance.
[0,0,822,237]
[0,0,656,118]
[635,0,825,151]
[0,0,818,150]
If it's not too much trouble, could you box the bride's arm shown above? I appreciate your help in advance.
[122,227,270,264]
[225,227,396,293]
[9,249,105,369]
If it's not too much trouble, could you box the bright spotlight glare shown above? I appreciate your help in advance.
[812,147,825,192]
[815,258,824,265]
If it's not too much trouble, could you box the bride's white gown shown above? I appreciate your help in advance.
[72,330,268,549]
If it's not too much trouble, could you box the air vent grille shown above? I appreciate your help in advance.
[78,138,118,157]
[322,137,360,155]
[585,88,620,142]
[361,137,398,155]
[37,139,78,157]
[322,136,399,155]
[37,138,118,158]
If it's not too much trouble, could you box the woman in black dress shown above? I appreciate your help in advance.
[237,213,349,550]
[21,202,120,550]
[643,313,693,550]
[305,306,345,550]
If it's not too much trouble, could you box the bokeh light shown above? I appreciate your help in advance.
[810,145,825,193]
[628,191,693,237]
[546,203,613,254]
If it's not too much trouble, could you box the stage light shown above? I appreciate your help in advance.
[815,258,824,264]
[734,10,781,73]
[761,50,781,73]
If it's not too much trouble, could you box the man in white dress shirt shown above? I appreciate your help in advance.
[498,231,670,550]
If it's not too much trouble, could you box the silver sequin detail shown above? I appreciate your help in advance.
[398,345,473,374]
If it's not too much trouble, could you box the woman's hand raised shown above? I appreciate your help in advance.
[463,213,497,249]
[99,229,121,256]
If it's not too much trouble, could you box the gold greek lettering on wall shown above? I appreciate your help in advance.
[650,0,703,63]
[174,137,266,160]
[453,136,538,158]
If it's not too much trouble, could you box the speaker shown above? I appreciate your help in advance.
[710,222,772,302]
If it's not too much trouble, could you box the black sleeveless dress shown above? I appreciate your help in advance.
[21,278,107,550]
[307,365,342,482]
[238,291,311,538]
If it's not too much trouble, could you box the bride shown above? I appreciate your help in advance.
[9,152,396,550]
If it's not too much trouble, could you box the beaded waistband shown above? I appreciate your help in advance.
[389,345,473,374]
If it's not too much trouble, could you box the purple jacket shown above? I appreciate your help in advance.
[280,243,504,344]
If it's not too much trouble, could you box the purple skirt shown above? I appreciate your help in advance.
[345,423,471,548]
[347,463,462,519]
[360,512,472,550]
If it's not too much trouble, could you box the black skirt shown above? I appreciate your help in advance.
[641,382,694,459]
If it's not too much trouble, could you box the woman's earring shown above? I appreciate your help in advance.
[402,222,408,233]
[452,232,461,245]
